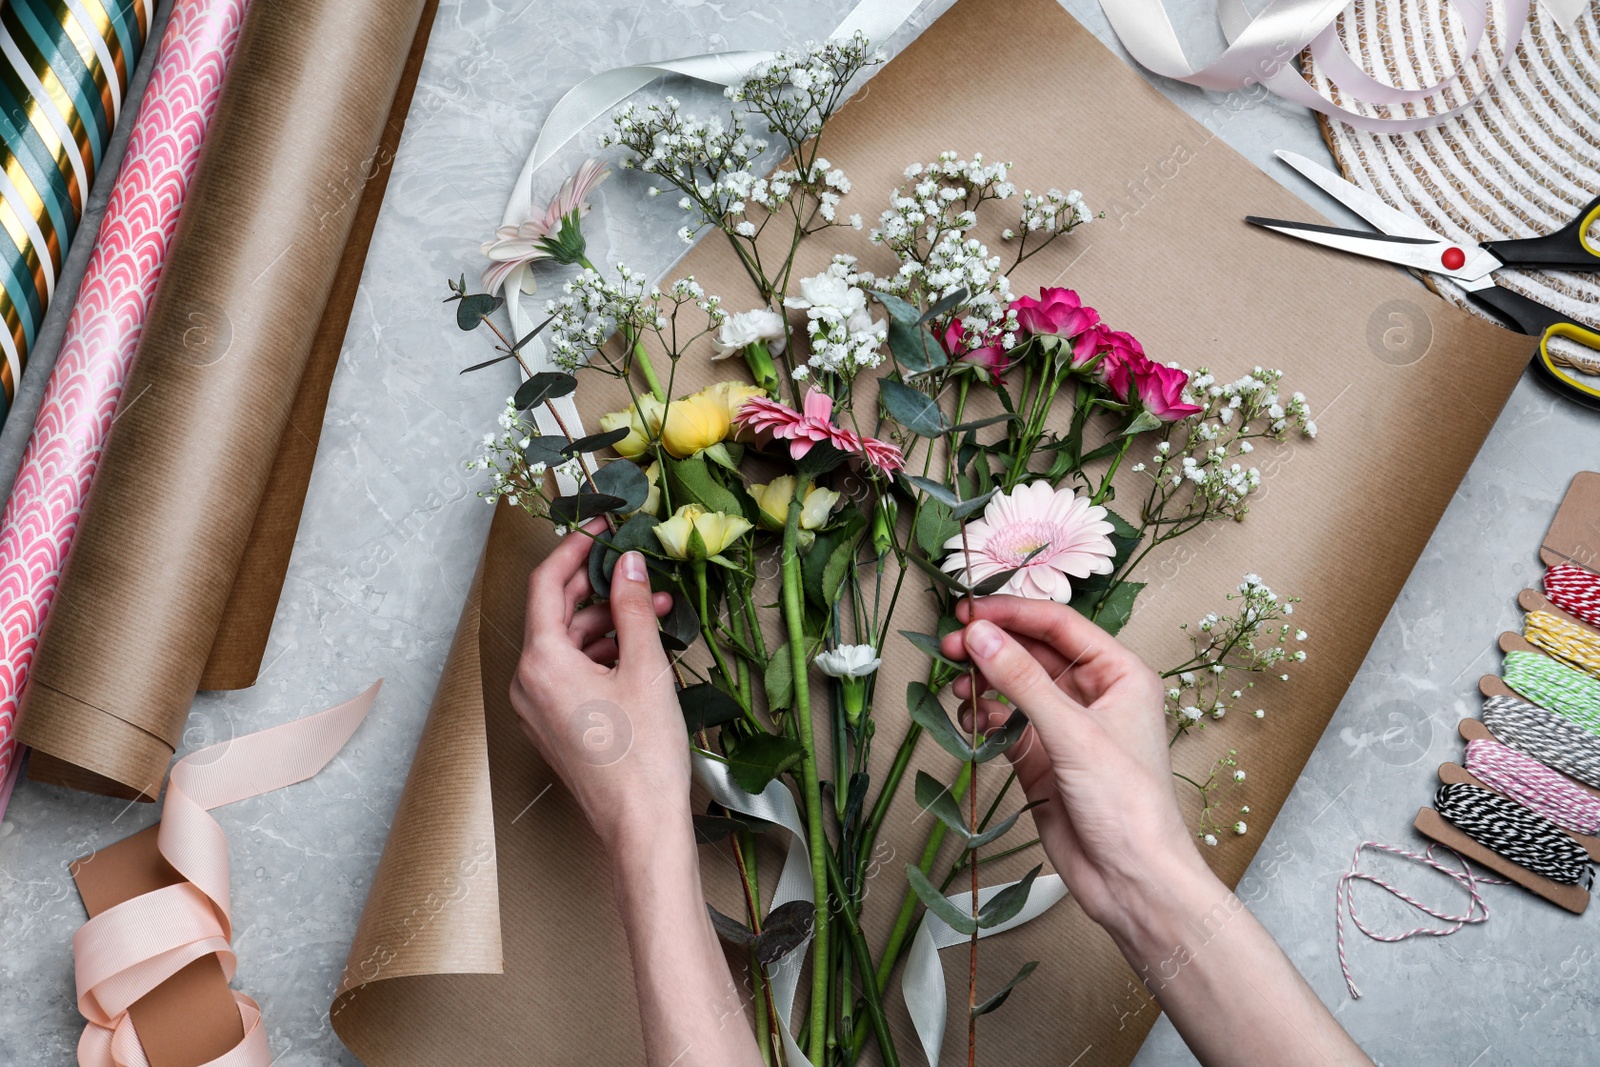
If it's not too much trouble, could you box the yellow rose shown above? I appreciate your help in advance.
[599,396,665,458]
[653,503,754,560]
[660,389,731,459]
[709,380,766,424]
[748,476,840,532]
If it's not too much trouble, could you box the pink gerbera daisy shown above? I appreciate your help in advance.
[736,389,904,474]
[941,481,1115,601]
[481,159,610,295]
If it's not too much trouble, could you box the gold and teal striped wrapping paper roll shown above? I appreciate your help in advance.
[0,0,153,427]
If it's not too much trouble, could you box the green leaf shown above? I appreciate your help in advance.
[888,317,947,375]
[723,733,807,795]
[972,960,1039,1018]
[659,596,700,652]
[803,513,866,609]
[794,441,849,480]
[693,814,754,843]
[907,682,972,760]
[764,652,794,712]
[949,488,997,521]
[978,865,1043,928]
[590,460,649,513]
[950,412,1021,434]
[974,709,1030,763]
[1104,508,1141,568]
[879,379,950,436]
[587,513,659,598]
[917,287,970,325]
[524,434,570,468]
[1073,580,1144,637]
[680,683,744,731]
[514,371,577,410]
[899,630,964,671]
[549,492,627,525]
[914,771,969,837]
[819,534,860,609]
[666,456,744,518]
[966,798,1047,850]
[901,474,960,508]
[455,293,503,330]
[565,427,632,455]
[914,502,960,557]
[753,901,815,966]
[1122,409,1163,436]
[707,904,757,946]
[905,550,972,596]
[873,290,921,324]
[906,864,977,936]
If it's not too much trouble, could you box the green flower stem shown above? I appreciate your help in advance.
[781,484,829,1056]
[696,563,757,729]
[734,830,778,1067]
[1090,433,1135,506]
[822,846,900,1067]
[632,335,666,402]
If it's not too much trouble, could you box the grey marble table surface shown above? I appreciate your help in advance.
[1,1,1596,1064]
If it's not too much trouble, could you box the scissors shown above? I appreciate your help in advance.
[1247,150,1600,408]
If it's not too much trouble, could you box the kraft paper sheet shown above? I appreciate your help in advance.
[333,0,1534,1062]
[15,0,438,802]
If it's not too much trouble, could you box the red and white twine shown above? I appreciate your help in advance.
[1334,841,1510,999]
[1545,563,1600,632]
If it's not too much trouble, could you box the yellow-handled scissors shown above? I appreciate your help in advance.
[1248,150,1600,407]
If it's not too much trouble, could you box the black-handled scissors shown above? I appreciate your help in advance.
[1246,149,1600,408]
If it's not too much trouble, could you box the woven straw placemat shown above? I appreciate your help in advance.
[1307,1,1599,352]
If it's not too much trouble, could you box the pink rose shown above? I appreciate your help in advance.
[1074,324,1146,388]
[1010,287,1099,340]
[942,319,1008,373]
[1131,360,1203,422]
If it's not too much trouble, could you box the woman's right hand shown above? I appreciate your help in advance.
[938,594,1207,932]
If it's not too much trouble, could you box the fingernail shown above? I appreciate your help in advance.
[620,551,646,582]
[966,619,1001,658]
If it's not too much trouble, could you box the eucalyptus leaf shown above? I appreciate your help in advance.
[914,770,969,836]
[971,960,1040,1018]
[524,434,571,468]
[659,596,700,652]
[459,352,518,374]
[590,459,650,512]
[454,292,503,330]
[899,630,964,671]
[753,901,815,966]
[966,798,1047,850]
[707,904,757,946]
[680,683,744,732]
[565,427,632,455]
[950,412,1021,434]
[692,814,749,844]
[879,379,950,436]
[949,487,997,521]
[549,492,627,526]
[723,733,807,795]
[587,513,659,598]
[917,287,970,325]
[905,550,972,596]
[907,682,972,761]
[901,474,960,508]
[977,864,1043,929]
[514,371,578,410]
[906,864,977,936]
[872,290,921,324]
[888,317,947,375]
[974,708,1031,763]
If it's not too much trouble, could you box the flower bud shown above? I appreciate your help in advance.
[872,495,898,556]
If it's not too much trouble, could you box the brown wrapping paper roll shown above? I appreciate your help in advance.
[333,0,1534,1062]
[16,0,435,801]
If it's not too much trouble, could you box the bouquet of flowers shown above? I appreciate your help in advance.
[452,33,1314,1067]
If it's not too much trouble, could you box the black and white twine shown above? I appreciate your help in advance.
[1435,783,1594,887]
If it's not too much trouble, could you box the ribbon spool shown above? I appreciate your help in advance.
[1546,563,1600,632]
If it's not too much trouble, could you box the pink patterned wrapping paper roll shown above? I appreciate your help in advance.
[0,0,251,817]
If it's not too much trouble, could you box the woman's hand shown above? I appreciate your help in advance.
[942,595,1371,1067]
[509,519,683,848]
[938,594,1203,929]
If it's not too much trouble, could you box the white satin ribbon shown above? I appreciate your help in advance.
[694,752,1067,1067]
[1100,0,1582,133]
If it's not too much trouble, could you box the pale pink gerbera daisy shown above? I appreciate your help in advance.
[480,159,610,295]
[941,481,1115,601]
[736,389,905,474]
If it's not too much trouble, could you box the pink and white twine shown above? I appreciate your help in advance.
[0,0,250,818]
[1465,737,1600,835]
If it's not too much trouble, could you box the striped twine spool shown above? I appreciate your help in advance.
[1465,737,1600,835]
[1481,695,1600,790]
[1503,650,1600,732]
[1546,564,1600,631]
[1435,783,1593,885]
[1334,842,1506,1000]
[1525,610,1600,679]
